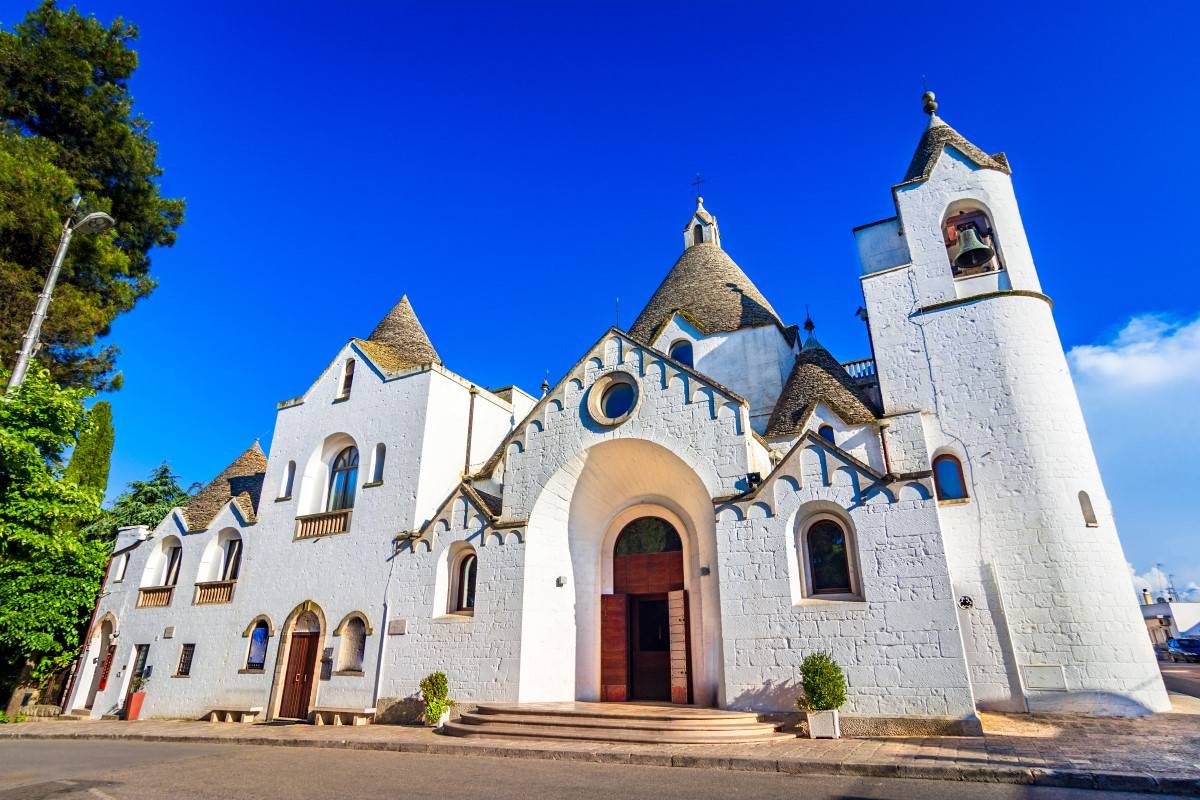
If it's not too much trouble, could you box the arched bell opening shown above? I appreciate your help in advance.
[942,203,1004,278]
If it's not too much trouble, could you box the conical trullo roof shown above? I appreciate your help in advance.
[901,92,1010,185]
[765,340,878,435]
[358,295,441,372]
[629,238,787,345]
[182,442,268,532]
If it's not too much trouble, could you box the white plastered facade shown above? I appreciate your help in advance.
[69,112,1168,725]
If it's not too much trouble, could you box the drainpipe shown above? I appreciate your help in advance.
[463,386,478,477]
[372,597,389,709]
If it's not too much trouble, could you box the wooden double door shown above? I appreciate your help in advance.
[601,588,691,704]
[279,632,320,720]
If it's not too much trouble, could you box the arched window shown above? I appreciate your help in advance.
[246,620,269,671]
[943,207,1001,277]
[327,446,359,511]
[221,536,243,581]
[933,454,968,501]
[113,552,130,582]
[614,516,682,555]
[451,551,478,614]
[338,616,367,672]
[693,222,704,245]
[162,542,183,587]
[371,443,386,484]
[1079,490,1098,526]
[818,425,836,443]
[280,460,296,499]
[806,519,852,595]
[669,340,694,368]
[340,358,355,398]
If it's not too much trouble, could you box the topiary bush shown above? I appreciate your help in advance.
[795,652,847,712]
[419,671,454,725]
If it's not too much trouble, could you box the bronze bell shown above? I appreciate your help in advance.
[952,223,995,270]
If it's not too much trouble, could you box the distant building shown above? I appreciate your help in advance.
[65,93,1169,729]
[1140,589,1200,646]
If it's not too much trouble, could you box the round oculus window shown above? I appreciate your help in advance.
[587,372,639,426]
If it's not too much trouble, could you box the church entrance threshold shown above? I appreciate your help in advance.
[601,516,691,704]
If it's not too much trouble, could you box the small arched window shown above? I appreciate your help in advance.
[933,454,968,501]
[806,520,852,595]
[340,358,355,398]
[162,543,183,587]
[818,425,836,443]
[693,222,704,245]
[280,460,296,499]
[246,620,269,671]
[371,443,386,484]
[452,551,478,614]
[669,340,694,367]
[327,446,359,511]
[1079,490,1098,526]
[221,536,243,581]
[338,616,367,672]
[113,552,130,582]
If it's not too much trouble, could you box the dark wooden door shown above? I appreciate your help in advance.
[600,594,628,701]
[279,632,319,719]
[630,595,670,701]
[668,589,691,704]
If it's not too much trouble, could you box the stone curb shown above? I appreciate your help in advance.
[3,729,1198,796]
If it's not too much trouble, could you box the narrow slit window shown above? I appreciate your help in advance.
[933,454,968,501]
[1079,490,1098,526]
[163,545,182,587]
[372,443,386,483]
[246,621,269,671]
[221,538,242,581]
[281,460,296,499]
[340,359,355,398]
[453,552,478,613]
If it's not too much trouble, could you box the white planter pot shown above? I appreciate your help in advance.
[806,709,841,739]
[434,709,451,729]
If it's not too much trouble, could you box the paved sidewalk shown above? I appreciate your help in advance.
[3,696,1198,796]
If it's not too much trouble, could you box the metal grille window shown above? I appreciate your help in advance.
[176,643,195,677]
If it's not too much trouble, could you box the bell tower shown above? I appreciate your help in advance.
[853,93,1169,715]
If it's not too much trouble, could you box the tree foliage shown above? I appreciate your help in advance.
[83,462,189,544]
[63,400,112,495]
[0,368,105,682]
[0,1,184,390]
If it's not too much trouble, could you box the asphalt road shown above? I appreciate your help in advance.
[0,740,1189,800]
[1161,662,1200,698]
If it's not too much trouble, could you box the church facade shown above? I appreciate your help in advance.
[66,97,1169,729]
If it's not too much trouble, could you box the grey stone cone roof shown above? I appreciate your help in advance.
[182,442,268,532]
[902,117,1010,185]
[629,243,787,344]
[361,295,441,372]
[765,343,878,434]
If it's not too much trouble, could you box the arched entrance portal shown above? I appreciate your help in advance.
[270,602,326,720]
[83,616,117,710]
[603,517,689,703]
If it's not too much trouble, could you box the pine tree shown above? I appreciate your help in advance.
[63,401,113,496]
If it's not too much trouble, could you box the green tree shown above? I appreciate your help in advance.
[63,400,113,495]
[0,1,184,390]
[83,463,189,544]
[0,368,105,685]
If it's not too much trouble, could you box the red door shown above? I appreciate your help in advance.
[279,633,319,719]
[600,594,628,701]
[97,644,117,691]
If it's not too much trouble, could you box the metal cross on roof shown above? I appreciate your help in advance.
[691,173,705,196]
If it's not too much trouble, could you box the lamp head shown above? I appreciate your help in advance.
[73,211,115,235]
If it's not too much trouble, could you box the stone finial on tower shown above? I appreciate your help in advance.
[683,196,721,250]
[922,90,943,127]
[801,308,823,351]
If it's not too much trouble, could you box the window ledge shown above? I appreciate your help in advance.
[333,669,365,677]
[172,674,191,679]
[938,498,971,506]
[275,496,292,503]
[435,612,474,622]
[239,668,265,675]
[952,267,1006,282]
[1085,522,1100,528]
[332,395,350,404]
[362,481,383,489]
[795,597,868,610]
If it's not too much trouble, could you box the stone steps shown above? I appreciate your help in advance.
[442,702,785,745]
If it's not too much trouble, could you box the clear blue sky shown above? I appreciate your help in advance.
[5,2,1197,594]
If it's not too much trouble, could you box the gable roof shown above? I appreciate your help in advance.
[181,442,268,532]
[900,116,1011,186]
[765,342,878,434]
[628,243,789,345]
[361,295,441,371]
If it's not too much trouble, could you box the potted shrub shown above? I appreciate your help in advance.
[124,675,149,721]
[419,671,455,729]
[796,652,846,739]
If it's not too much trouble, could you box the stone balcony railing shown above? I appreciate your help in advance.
[295,508,352,540]
[193,579,236,605]
[136,585,174,609]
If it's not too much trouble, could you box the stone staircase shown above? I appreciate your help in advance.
[441,702,786,745]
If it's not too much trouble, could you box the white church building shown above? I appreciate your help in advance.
[66,95,1169,732]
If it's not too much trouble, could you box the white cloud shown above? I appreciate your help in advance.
[1068,314,1200,389]
[1069,314,1200,598]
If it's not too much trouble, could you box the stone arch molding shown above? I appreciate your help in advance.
[334,610,374,636]
[242,614,275,637]
[267,600,328,721]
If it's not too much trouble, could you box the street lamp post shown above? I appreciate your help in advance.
[6,208,116,392]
